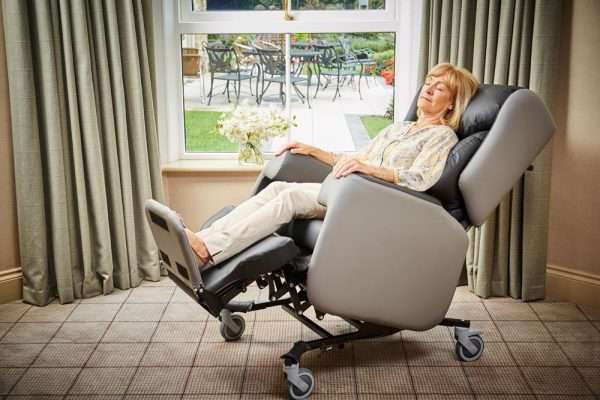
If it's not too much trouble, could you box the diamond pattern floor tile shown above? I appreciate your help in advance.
[0,368,26,394]
[1,323,61,344]
[142,342,199,367]
[410,366,471,394]
[127,366,191,394]
[185,367,244,394]
[52,322,110,343]
[545,321,600,342]
[0,344,45,367]
[558,342,600,366]
[463,366,531,395]
[521,366,593,395]
[355,366,413,394]
[67,304,121,322]
[495,321,553,342]
[87,343,148,367]
[485,303,538,321]
[19,304,77,322]
[4,286,600,398]
[69,367,136,395]
[102,322,158,343]
[0,304,30,323]
[507,342,571,366]
[10,367,81,395]
[530,302,587,321]
[32,343,96,367]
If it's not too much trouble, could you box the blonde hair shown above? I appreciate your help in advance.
[418,63,479,130]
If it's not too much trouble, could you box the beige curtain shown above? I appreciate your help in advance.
[2,0,165,305]
[418,0,563,300]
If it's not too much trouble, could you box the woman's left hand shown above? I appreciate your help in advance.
[334,158,375,179]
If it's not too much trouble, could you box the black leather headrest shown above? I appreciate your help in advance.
[404,84,521,139]
[404,84,522,227]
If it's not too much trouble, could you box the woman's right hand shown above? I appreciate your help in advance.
[275,141,317,157]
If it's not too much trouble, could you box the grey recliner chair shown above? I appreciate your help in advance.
[145,84,555,399]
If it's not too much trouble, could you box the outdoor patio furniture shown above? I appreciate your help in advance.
[354,47,378,88]
[255,46,310,107]
[233,42,260,96]
[203,42,254,105]
[338,36,374,96]
[313,42,362,101]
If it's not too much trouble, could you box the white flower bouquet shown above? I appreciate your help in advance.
[216,102,297,165]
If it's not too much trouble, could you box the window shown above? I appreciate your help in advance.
[155,1,422,161]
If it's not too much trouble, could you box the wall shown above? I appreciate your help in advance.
[546,0,600,307]
[162,164,260,232]
[0,6,23,303]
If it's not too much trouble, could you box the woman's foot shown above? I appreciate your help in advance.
[184,228,214,267]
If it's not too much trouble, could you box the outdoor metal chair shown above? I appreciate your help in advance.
[254,46,310,107]
[313,42,362,101]
[203,42,253,105]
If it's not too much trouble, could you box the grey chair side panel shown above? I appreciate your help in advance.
[144,199,203,289]
[262,152,332,184]
[459,89,556,226]
[307,175,468,331]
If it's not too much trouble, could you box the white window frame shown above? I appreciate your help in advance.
[153,0,424,164]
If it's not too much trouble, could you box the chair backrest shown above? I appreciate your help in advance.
[337,36,358,63]
[313,43,339,69]
[404,84,556,227]
[255,46,285,76]
[203,43,239,74]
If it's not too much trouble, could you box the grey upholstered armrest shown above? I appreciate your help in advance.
[263,152,332,183]
[317,172,442,207]
[307,173,468,331]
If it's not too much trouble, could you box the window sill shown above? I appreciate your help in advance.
[161,159,265,174]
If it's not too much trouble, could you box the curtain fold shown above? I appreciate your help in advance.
[418,0,563,300]
[2,0,164,305]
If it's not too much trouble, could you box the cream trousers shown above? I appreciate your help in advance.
[196,181,326,265]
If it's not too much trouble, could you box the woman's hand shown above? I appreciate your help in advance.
[333,157,375,178]
[275,141,317,157]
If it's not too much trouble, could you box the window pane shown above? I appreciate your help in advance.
[292,0,384,10]
[273,32,394,155]
[181,33,287,153]
[181,32,395,155]
[193,0,283,11]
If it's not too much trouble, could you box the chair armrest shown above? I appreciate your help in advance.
[317,172,442,208]
[307,173,468,331]
[262,151,332,183]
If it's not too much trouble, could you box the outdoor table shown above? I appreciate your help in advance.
[240,47,320,107]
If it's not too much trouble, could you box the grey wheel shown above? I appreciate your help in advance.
[287,368,315,400]
[220,314,245,341]
[455,334,484,362]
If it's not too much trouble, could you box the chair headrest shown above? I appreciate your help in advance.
[404,84,521,139]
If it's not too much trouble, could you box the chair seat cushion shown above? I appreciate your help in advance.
[202,235,299,294]
[279,219,323,250]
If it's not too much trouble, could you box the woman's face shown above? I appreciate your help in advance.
[417,74,455,118]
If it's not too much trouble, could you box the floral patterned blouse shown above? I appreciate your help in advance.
[333,121,458,192]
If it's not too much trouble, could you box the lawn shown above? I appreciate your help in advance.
[185,110,393,152]
[360,115,393,138]
[185,110,237,152]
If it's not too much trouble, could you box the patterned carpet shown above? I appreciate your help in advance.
[0,278,599,399]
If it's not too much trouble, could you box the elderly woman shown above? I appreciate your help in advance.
[186,63,479,268]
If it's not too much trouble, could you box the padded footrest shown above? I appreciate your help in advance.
[145,199,300,309]
[202,234,300,295]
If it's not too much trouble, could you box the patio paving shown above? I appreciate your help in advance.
[183,72,393,153]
